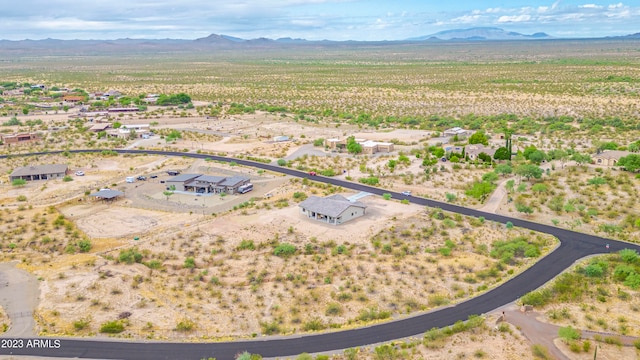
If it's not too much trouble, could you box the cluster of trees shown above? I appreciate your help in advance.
[156,93,191,106]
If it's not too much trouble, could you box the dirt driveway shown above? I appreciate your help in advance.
[0,262,39,338]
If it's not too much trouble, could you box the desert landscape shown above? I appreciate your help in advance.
[1,38,640,359]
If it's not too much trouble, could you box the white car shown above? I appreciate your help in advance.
[401,191,412,196]
[75,171,85,176]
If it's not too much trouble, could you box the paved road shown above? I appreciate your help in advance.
[2,149,639,360]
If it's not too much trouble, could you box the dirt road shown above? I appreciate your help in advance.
[0,262,39,338]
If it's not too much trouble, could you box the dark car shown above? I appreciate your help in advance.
[150,175,158,179]
[137,176,147,181]
[167,170,181,176]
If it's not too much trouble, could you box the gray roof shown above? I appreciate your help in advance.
[192,175,226,184]
[593,150,632,160]
[299,194,367,218]
[166,173,202,182]
[219,176,250,187]
[89,189,124,199]
[11,164,68,177]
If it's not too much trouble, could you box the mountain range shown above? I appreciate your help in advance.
[0,28,638,55]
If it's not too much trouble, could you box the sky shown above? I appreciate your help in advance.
[0,0,638,41]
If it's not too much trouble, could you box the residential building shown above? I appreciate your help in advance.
[443,127,474,139]
[324,138,394,154]
[0,133,39,145]
[298,194,367,225]
[9,164,68,181]
[592,150,632,166]
[466,144,497,161]
[166,174,251,194]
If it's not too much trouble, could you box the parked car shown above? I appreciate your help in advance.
[401,191,412,196]
[309,171,317,176]
[137,176,147,181]
[167,170,181,176]
[75,171,85,176]
[150,175,158,179]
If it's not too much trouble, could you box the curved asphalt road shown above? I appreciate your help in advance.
[2,149,639,360]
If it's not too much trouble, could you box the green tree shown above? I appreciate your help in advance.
[346,136,362,154]
[505,179,515,193]
[494,164,512,176]
[528,150,547,164]
[468,131,489,146]
[515,164,543,181]
[22,107,29,115]
[493,146,511,161]
[618,154,640,172]
[482,172,499,184]
[531,183,548,193]
[465,181,495,201]
[571,153,592,166]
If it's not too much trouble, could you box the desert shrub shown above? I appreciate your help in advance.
[273,243,296,257]
[531,344,552,359]
[325,303,343,316]
[293,192,307,201]
[260,320,281,335]
[237,240,256,251]
[357,307,391,322]
[382,193,392,200]
[11,179,26,187]
[558,326,581,340]
[175,318,196,332]
[119,248,143,264]
[77,239,92,253]
[359,176,379,185]
[63,175,73,182]
[183,257,196,269]
[73,317,91,330]
[99,320,125,333]
[16,195,27,202]
[303,318,326,331]
[277,159,286,166]
[619,249,639,263]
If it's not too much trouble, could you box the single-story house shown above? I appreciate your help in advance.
[184,175,226,193]
[9,164,68,181]
[466,144,497,161]
[165,174,202,191]
[298,194,367,225]
[166,174,251,194]
[0,133,39,145]
[324,138,394,154]
[592,150,632,166]
[443,127,474,139]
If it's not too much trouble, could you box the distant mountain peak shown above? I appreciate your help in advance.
[407,27,552,41]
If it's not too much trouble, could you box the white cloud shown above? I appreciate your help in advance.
[497,15,532,23]
[608,2,624,9]
[579,4,603,9]
[451,15,481,24]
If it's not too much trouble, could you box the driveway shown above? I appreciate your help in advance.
[0,261,40,337]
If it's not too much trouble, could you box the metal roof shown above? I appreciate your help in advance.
[89,189,124,199]
[219,176,250,187]
[10,164,68,177]
[166,173,202,182]
[298,194,367,218]
[192,175,226,184]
